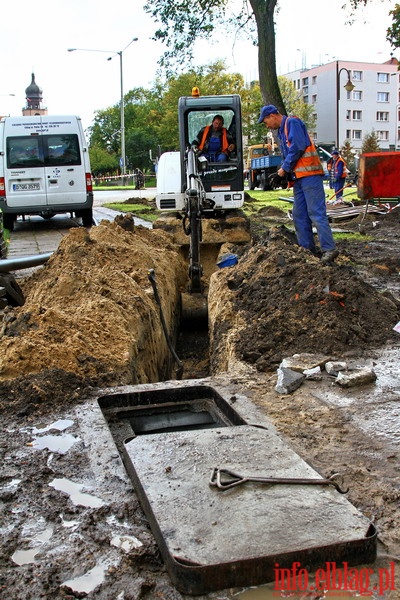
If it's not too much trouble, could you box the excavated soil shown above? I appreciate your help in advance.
[0,206,400,599]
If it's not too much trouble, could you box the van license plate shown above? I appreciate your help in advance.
[13,183,40,191]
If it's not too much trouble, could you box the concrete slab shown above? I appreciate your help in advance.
[110,382,377,596]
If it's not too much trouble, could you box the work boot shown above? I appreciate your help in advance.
[321,249,339,264]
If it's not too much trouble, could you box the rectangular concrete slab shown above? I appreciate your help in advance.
[123,424,376,595]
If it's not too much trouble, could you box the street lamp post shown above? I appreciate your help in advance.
[68,38,138,185]
[336,61,355,149]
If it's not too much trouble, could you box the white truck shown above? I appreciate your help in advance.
[0,115,93,230]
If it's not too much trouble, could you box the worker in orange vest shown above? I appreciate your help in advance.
[331,150,347,202]
[257,104,339,264]
[192,115,235,162]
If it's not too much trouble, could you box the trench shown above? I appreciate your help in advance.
[164,243,224,382]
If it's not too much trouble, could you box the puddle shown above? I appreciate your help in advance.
[30,419,74,433]
[11,526,53,565]
[62,564,105,594]
[49,478,104,508]
[29,433,79,454]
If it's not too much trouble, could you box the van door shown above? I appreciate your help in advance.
[43,132,84,207]
[6,134,47,209]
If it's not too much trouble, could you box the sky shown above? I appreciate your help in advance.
[0,0,396,130]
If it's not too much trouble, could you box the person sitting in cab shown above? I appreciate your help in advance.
[192,115,235,162]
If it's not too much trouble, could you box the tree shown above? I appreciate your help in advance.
[144,0,285,112]
[278,76,316,130]
[340,139,357,172]
[144,1,384,118]
[386,3,400,49]
[89,144,119,176]
[361,130,381,153]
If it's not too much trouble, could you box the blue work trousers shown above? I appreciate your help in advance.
[292,175,336,253]
[334,177,346,199]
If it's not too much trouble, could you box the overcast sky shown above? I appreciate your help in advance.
[0,0,396,129]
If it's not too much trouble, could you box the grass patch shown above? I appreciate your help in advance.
[103,202,158,223]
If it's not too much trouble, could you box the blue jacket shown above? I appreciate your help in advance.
[278,115,313,174]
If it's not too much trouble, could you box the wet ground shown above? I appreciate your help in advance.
[0,196,399,599]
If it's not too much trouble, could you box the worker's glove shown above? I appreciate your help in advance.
[191,145,199,152]
[268,172,283,187]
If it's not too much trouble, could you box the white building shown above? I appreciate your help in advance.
[284,57,399,154]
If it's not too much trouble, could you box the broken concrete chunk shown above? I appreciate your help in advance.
[325,361,348,376]
[280,353,330,373]
[275,367,305,394]
[335,368,377,388]
[303,366,322,379]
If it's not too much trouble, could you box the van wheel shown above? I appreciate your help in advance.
[0,273,25,306]
[3,214,15,232]
[80,209,94,228]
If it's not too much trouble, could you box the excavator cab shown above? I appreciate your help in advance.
[156,93,244,213]
[155,91,249,310]
[178,94,244,209]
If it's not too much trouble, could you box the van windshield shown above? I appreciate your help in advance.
[7,134,81,169]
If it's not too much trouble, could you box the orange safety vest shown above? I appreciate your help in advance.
[199,125,229,153]
[284,117,324,178]
[334,156,347,178]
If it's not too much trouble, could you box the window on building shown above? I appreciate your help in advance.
[377,92,389,102]
[303,95,309,103]
[303,86,309,94]
[352,70,362,81]
[352,130,362,140]
[353,90,362,101]
[311,94,317,103]
[376,111,389,121]
[346,129,351,139]
[377,72,389,83]
[352,110,362,120]
[346,110,351,120]
[377,131,389,141]
[312,76,317,84]
[302,77,309,86]
[313,131,317,140]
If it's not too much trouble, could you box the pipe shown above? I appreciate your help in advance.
[0,252,53,273]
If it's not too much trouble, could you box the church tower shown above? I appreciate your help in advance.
[22,73,47,116]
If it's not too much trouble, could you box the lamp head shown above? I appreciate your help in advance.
[344,79,355,93]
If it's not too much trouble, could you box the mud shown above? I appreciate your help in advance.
[0,206,399,599]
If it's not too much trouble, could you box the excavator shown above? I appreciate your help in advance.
[155,88,250,318]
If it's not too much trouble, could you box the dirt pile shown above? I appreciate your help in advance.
[0,218,186,385]
[209,226,400,373]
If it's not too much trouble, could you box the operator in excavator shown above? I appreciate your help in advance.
[191,115,235,162]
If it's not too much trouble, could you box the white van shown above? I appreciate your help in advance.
[0,115,93,230]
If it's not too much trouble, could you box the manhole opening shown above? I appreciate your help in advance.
[98,385,246,453]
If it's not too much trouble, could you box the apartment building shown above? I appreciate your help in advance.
[284,57,399,155]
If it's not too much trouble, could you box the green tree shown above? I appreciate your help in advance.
[144,0,384,117]
[278,76,316,130]
[387,3,400,49]
[89,143,119,176]
[340,139,357,172]
[361,130,381,153]
[144,0,285,112]
[156,61,250,151]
